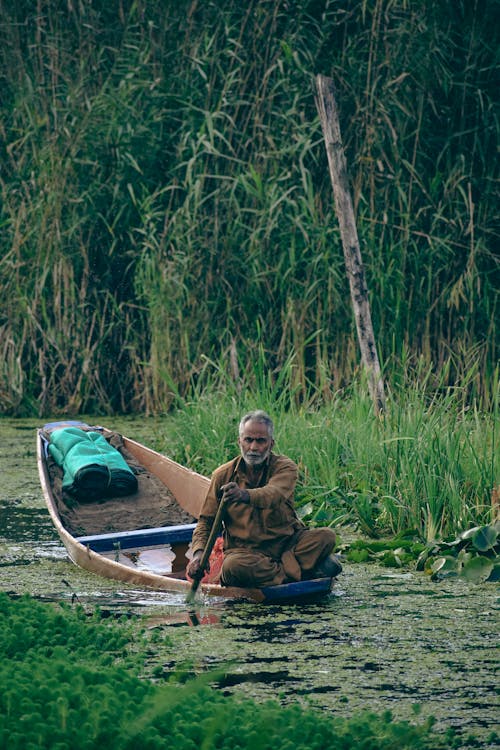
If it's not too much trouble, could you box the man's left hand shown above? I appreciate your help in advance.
[221,482,250,504]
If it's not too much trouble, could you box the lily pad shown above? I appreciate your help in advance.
[461,555,494,583]
[486,563,500,582]
[460,526,480,540]
[456,549,472,567]
[471,525,498,552]
[430,556,458,579]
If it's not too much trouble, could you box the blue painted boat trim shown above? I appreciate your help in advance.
[76,524,197,552]
[76,524,332,600]
[261,577,332,601]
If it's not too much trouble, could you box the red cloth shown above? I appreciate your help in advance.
[186,536,224,584]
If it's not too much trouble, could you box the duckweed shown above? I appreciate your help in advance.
[343,536,426,570]
[0,593,479,749]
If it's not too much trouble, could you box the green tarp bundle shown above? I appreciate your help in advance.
[49,427,138,500]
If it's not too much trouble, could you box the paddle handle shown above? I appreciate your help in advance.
[186,494,226,604]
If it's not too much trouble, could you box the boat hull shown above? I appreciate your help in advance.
[37,423,333,603]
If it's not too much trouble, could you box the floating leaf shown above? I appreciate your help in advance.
[456,549,472,568]
[471,525,498,552]
[297,502,313,519]
[460,556,494,583]
[347,548,370,563]
[430,557,445,574]
[415,548,430,571]
[487,563,500,582]
[460,526,480,541]
[442,532,470,548]
[430,556,458,579]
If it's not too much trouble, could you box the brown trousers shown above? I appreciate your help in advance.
[220,527,336,587]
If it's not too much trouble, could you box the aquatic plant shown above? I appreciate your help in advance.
[0,592,478,749]
[156,372,498,541]
[340,521,500,584]
[0,0,497,415]
[341,533,426,568]
[418,521,500,583]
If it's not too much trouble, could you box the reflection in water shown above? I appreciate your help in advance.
[0,417,498,748]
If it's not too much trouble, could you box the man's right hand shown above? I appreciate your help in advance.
[186,550,210,579]
[221,482,249,504]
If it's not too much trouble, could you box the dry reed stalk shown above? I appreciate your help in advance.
[492,486,500,523]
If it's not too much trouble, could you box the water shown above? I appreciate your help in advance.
[0,417,498,748]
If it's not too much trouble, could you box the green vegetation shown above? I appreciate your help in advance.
[420,521,500,583]
[0,592,480,749]
[343,521,500,584]
[0,0,498,416]
[153,374,499,542]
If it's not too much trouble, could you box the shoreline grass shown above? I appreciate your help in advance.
[153,366,499,542]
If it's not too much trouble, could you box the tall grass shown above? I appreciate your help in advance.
[154,363,499,540]
[0,0,498,415]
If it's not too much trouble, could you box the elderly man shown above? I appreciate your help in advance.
[186,409,341,588]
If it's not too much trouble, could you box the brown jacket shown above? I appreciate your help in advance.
[191,452,305,559]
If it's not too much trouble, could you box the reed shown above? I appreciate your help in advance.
[0,0,497,415]
[157,362,499,540]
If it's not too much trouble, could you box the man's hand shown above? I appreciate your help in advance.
[221,482,250,504]
[186,550,209,579]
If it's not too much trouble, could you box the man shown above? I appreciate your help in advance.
[186,410,342,588]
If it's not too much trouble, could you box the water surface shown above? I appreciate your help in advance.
[0,417,498,748]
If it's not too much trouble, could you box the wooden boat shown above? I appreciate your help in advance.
[37,421,335,603]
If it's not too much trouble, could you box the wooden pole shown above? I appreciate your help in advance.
[186,495,227,604]
[314,74,385,415]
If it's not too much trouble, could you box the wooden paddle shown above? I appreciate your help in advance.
[186,493,227,604]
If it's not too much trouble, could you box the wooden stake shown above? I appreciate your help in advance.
[186,495,227,604]
[314,74,385,415]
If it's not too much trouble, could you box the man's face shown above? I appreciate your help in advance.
[238,419,274,467]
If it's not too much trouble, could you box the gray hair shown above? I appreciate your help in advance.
[238,410,274,438]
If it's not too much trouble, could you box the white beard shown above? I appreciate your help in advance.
[241,448,270,466]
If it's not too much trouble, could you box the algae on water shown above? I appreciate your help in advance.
[0,418,498,748]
